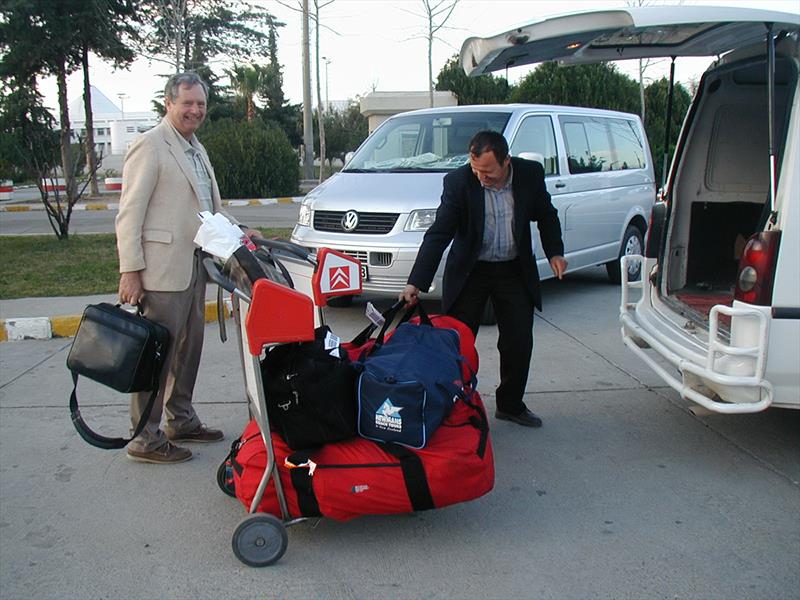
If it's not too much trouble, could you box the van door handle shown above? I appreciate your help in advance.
[554,181,566,188]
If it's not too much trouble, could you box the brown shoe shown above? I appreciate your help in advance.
[127,441,192,464]
[167,424,224,444]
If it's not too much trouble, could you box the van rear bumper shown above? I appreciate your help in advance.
[619,255,773,414]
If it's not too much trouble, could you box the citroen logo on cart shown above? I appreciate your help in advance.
[342,210,359,232]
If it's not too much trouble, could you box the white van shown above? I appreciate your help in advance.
[291,104,655,314]
[460,6,800,412]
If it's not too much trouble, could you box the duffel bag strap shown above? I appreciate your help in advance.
[69,371,159,450]
[460,390,490,459]
[397,300,433,327]
[286,449,323,517]
[349,299,405,349]
[383,443,435,512]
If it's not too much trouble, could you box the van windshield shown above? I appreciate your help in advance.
[344,111,511,172]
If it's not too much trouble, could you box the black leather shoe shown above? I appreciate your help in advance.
[495,408,543,428]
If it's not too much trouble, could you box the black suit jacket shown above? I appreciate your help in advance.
[408,157,564,312]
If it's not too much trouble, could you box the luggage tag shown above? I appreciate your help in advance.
[324,330,341,358]
[365,302,385,327]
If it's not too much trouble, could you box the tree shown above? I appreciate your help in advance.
[199,118,298,198]
[436,55,510,105]
[0,0,89,239]
[314,102,368,163]
[643,77,692,186]
[76,0,136,195]
[0,82,59,184]
[510,62,640,114]
[226,64,263,121]
[313,0,335,182]
[136,0,277,72]
[402,0,460,107]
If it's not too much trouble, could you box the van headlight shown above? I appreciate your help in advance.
[405,209,437,232]
[297,203,312,227]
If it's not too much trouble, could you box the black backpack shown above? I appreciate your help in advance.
[260,325,357,450]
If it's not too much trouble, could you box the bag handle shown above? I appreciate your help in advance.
[69,302,163,450]
[69,371,160,450]
[373,301,433,349]
[348,299,405,348]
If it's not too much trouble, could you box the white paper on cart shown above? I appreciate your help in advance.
[194,211,246,260]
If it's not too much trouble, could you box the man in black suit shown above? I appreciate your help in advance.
[400,130,567,428]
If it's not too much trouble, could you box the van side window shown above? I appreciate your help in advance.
[509,115,559,175]
[608,119,646,170]
[562,117,608,173]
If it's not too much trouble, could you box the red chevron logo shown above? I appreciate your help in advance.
[329,267,350,290]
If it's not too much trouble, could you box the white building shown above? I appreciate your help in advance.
[65,86,159,168]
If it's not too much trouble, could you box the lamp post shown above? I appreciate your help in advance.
[323,56,331,112]
[117,93,129,122]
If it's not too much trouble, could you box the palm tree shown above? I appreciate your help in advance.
[226,64,262,122]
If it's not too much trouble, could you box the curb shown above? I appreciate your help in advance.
[0,299,233,343]
[0,197,305,212]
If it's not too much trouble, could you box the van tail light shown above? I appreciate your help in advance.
[734,230,781,306]
[644,201,668,259]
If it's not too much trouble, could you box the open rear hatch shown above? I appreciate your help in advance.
[461,6,799,333]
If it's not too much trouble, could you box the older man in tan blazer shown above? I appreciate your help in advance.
[116,73,257,464]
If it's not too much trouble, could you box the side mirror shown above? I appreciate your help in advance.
[344,151,354,166]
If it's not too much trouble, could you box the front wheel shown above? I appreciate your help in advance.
[607,225,643,284]
[232,514,288,567]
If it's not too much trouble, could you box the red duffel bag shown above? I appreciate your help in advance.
[230,390,493,521]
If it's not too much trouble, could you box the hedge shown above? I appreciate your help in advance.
[199,118,299,198]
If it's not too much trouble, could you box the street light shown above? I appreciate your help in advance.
[117,93,129,121]
[322,56,331,112]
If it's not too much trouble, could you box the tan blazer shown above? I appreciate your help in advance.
[116,119,230,292]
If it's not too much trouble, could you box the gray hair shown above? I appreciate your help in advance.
[164,73,208,102]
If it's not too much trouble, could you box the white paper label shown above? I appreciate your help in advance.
[365,302,385,327]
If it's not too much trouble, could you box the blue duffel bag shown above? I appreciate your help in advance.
[355,305,473,449]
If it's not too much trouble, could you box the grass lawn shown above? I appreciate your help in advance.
[0,228,293,299]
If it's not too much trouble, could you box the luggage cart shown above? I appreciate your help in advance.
[203,239,363,567]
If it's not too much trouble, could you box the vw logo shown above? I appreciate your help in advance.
[341,210,359,232]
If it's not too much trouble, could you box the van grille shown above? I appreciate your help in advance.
[314,211,399,234]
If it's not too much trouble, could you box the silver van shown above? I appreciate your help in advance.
[291,104,655,309]
[460,6,800,412]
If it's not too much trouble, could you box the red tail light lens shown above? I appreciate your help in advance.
[734,230,781,305]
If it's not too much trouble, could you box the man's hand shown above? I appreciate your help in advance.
[550,255,568,280]
[400,284,420,306]
[241,227,261,240]
[119,271,145,306]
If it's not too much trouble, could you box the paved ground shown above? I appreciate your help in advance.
[1,267,798,599]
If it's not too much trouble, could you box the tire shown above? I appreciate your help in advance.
[480,299,497,326]
[326,295,353,308]
[216,460,236,498]
[232,514,288,567]
[607,225,643,284]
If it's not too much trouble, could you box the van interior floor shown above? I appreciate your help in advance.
[670,285,734,330]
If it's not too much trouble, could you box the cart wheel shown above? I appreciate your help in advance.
[216,460,236,498]
[232,514,288,567]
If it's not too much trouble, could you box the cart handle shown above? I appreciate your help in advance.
[202,257,251,303]
[252,237,317,267]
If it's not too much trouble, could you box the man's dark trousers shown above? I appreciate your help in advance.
[447,258,534,416]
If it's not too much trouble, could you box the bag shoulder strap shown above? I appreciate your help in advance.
[382,443,435,511]
[69,371,159,450]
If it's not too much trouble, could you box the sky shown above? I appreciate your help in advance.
[39,0,800,115]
